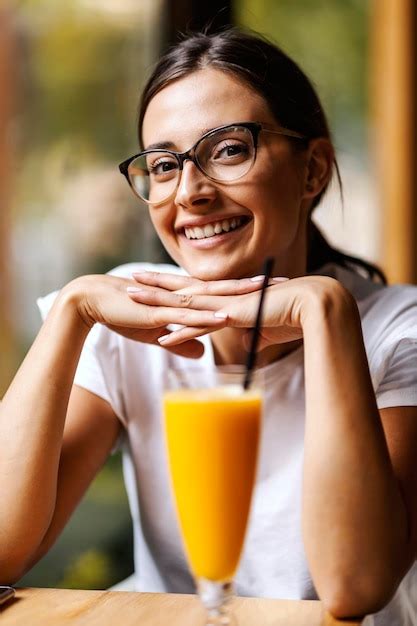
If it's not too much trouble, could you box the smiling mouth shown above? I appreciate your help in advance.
[183,216,251,240]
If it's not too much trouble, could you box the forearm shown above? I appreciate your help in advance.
[0,284,91,573]
[302,284,407,616]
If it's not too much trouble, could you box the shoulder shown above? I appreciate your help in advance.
[354,280,417,339]
[318,263,417,329]
[318,265,417,381]
[358,283,417,376]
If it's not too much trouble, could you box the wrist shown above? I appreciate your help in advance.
[54,277,97,332]
[301,277,359,333]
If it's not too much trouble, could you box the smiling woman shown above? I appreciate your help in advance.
[137,70,318,282]
[1,27,417,626]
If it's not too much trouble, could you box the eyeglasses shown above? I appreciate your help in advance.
[119,121,306,206]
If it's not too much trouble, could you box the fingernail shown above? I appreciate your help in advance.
[214,311,228,319]
[126,287,143,293]
[158,335,170,344]
[272,277,289,282]
[250,275,265,282]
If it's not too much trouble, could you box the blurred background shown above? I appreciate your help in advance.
[0,0,415,589]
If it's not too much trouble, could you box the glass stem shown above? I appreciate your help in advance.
[197,578,235,625]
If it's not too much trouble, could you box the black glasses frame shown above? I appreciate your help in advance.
[118,121,306,204]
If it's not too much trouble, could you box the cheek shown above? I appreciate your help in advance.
[148,207,183,259]
[148,208,172,249]
[149,206,172,237]
[148,208,161,233]
[242,154,307,254]
[244,155,304,221]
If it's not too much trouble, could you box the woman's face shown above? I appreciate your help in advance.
[141,68,312,280]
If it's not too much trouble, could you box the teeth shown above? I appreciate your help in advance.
[194,226,205,239]
[184,217,244,240]
[203,224,215,237]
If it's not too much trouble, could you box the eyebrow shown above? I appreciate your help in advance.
[143,127,217,152]
[144,141,176,151]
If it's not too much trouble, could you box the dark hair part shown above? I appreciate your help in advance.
[138,28,386,284]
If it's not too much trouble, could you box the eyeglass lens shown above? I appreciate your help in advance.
[127,125,255,204]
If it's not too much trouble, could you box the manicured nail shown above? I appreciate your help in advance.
[250,275,265,282]
[271,277,289,282]
[126,287,143,293]
[214,311,228,319]
[158,334,170,344]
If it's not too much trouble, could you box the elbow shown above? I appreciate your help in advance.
[320,575,398,619]
[0,544,41,586]
[0,559,29,586]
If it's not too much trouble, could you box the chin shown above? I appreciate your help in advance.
[185,266,226,281]
[183,260,250,281]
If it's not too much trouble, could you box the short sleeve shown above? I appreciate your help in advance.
[376,337,417,408]
[73,326,128,428]
[370,287,417,409]
[36,261,183,429]
[37,291,127,429]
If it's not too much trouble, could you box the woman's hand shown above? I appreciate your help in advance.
[56,273,232,359]
[128,271,347,350]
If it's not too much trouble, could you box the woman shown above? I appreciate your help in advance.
[1,28,417,624]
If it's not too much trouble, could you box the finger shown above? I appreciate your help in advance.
[127,283,285,310]
[164,339,205,358]
[174,276,288,295]
[150,306,228,329]
[132,271,288,296]
[176,277,266,296]
[158,325,215,346]
[106,324,205,358]
[125,280,172,295]
[103,293,227,330]
[127,287,225,311]
[132,271,201,291]
[151,327,205,357]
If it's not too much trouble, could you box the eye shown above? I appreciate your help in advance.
[212,141,249,161]
[148,156,178,177]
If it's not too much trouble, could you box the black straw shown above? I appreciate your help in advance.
[243,257,274,390]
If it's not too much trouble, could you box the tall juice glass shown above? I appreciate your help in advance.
[163,367,262,625]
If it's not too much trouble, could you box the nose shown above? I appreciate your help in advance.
[174,160,217,211]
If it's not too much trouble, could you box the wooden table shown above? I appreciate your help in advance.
[0,588,364,625]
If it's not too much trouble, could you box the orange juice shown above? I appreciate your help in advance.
[164,386,261,581]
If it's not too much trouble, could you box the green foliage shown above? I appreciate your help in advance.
[23,6,137,159]
[236,0,369,149]
[59,549,113,589]
[87,453,130,505]
[16,0,149,215]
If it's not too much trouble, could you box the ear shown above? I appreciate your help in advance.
[302,138,334,200]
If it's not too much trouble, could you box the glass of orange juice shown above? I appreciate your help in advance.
[163,366,262,625]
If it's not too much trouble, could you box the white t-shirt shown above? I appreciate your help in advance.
[38,262,417,626]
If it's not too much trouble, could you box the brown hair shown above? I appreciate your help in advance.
[138,28,386,284]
